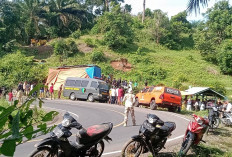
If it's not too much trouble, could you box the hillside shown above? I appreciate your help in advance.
[28,34,232,97]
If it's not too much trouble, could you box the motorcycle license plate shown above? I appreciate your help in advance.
[53,128,64,138]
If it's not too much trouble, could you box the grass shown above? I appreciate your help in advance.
[28,34,232,98]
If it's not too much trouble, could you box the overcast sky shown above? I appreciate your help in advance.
[122,0,231,21]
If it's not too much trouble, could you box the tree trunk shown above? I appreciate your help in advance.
[142,0,145,23]
[105,0,109,12]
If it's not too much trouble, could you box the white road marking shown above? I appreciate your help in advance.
[102,110,190,156]
[103,150,122,156]
[44,106,79,120]
[43,100,191,156]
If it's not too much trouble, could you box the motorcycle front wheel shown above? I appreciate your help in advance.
[179,132,193,156]
[121,139,143,157]
[210,117,220,129]
[30,147,57,157]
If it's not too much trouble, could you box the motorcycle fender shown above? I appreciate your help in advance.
[35,137,58,148]
[131,135,143,141]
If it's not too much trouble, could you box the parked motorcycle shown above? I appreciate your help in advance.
[121,114,176,157]
[179,114,209,156]
[208,106,220,129]
[208,106,232,128]
[220,111,232,126]
[30,112,113,157]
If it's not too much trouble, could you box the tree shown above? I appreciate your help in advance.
[142,0,145,23]
[187,0,210,14]
[0,51,47,89]
[160,11,192,50]
[204,1,232,44]
[86,0,124,14]
[123,4,132,13]
[146,9,169,44]
[0,89,58,156]
[193,1,232,63]
[92,4,134,49]
[217,39,232,74]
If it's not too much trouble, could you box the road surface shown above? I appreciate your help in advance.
[14,99,189,157]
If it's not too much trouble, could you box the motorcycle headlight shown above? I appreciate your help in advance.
[197,119,203,125]
[148,117,156,124]
[62,118,71,127]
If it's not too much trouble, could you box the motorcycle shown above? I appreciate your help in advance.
[121,114,176,157]
[30,112,113,157]
[208,106,232,128]
[207,106,220,129]
[179,114,209,156]
[220,111,232,126]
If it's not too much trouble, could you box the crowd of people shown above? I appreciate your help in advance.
[6,81,64,105]
[185,97,232,113]
[107,78,138,105]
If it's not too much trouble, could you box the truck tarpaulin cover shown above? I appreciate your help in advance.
[46,65,101,90]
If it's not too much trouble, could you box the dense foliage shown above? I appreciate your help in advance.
[0,51,47,89]
[0,86,58,156]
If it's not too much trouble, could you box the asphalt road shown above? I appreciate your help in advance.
[13,99,190,157]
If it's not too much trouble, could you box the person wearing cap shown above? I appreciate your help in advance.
[123,89,136,127]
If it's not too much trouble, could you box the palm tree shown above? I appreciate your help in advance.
[46,0,91,35]
[187,0,210,14]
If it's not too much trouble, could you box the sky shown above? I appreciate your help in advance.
[122,0,231,21]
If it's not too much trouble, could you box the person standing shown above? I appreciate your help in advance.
[194,99,199,111]
[111,86,117,104]
[134,81,138,88]
[123,89,136,127]
[23,81,27,94]
[225,100,232,113]
[187,98,192,111]
[8,90,13,104]
[144,80,148,87]
[50,83,54,100]
[25,83,30,96]
[39,84,44,99]
[58,84,63,99]
[117,86,124,105]
[17,82,23,105]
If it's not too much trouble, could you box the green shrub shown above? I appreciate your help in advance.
[0,51,47,89]
[53,38,78,57]
[70,30,81,39]
[54,39,66,55]
[91,4,134,49]
[2,39,17,52]
[217,39,232,74]
[91,51,106,63]
[66,39,78,56]
[84,38,95,47]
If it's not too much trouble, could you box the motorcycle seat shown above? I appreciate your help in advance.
[158,122,176,136]
[77,123,111,145]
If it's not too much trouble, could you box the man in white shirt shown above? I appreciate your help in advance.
[123,89,136,127]
[110,87,117,104]
[225,100,232,113]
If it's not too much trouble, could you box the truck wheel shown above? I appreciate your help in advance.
[69,93,76,101]
[134,98,140,107]
[150,100,157,110]
[88,94,94,102]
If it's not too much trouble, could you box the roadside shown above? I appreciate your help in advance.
[5,95,63,127]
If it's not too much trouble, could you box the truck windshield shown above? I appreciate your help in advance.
[98,82,109,90]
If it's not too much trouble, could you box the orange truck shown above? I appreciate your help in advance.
[135,86,182,112]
